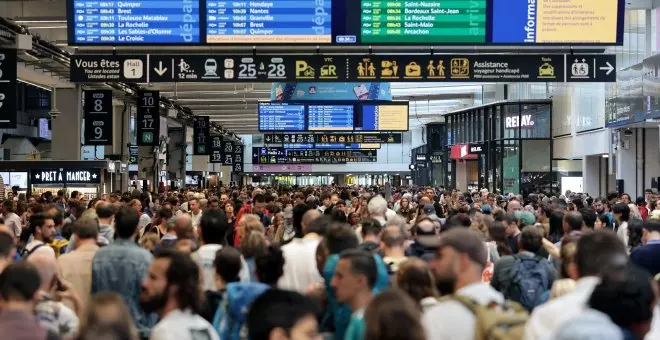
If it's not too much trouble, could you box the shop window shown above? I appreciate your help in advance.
[503,104,520,139]
[502,140,519,194]
[520,104,551,138]
[521,140,551,172]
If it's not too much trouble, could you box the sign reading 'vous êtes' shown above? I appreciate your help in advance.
[31,169,102,184]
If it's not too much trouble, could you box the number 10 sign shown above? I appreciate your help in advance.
[83,90,113,145]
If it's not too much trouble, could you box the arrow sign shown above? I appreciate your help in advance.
[600,61,614,75]
[154,61,167,76]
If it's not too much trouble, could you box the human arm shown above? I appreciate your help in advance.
[542,238,560,259]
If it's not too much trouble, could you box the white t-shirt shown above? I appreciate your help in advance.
[150,309,219,340]
[193,244,249,291]
[278,237,322,293]
[24,240,56,259]
[423,283,504,340]
[139,213,151,230]
[190,211,202,229]
[3,212,22,238]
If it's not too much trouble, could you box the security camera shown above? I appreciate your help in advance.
[623,128,633,137]
[49,109,62,119]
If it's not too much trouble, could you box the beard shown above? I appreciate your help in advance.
[140,288,169,314]
[596,208,604,214]
[434,275,457,296]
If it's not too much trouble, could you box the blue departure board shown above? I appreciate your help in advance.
[206,0,332,44]
[258,103,306,132]
[70,0,200,44]
[308,105,354,131]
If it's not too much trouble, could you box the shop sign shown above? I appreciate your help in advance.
[450,144,478,160]
[31,168,102,184]
[415,154,427,162]
[505,114,535,129]
[469,143,485,154]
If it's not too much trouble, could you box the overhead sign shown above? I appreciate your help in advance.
[31,168,102,184]
[129,146,139,164]
[450,144,478,160]
[271,83,392,101]
[70,55,148,82]
[192,116,210,155]
[210,136,223,163]
[259,103,306,132]
[265,133,402,144]
[0,49,17,129]
[68,0,201,44]
[73,54,616,83]
[234,143,243,166]
[253,147,377,164]
[136,91,160,146]
[469,143,485,154]
[83,90,113,145]
[221,140,234,165]
[566,55,618,83]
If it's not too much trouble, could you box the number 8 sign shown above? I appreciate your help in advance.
[83,90,113,145]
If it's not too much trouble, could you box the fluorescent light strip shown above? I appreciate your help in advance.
[18,79,52,92]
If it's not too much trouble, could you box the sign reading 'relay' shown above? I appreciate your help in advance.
[505,114,535,129]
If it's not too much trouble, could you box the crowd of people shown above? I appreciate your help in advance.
[0,185,659,340]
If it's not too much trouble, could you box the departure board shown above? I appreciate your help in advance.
[360,0,487,44]
[70,0,201,44]
[308,105,354,131]
[360,104,408,131]
[258,103,306,131]
[206,0,333,44]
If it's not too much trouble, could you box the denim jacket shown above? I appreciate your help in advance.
[91,238,154,338]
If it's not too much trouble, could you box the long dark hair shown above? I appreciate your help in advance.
[628,219,644,250]
[488,220,512,256]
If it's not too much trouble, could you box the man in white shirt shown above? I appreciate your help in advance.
[188,198,202,230]
[421,228,505,340]
[2,200,22,238]
[140,248,219,340]
[525,230,629,340]
[278,208,322,292]
[192,209,248,291]
[24,212,56,259]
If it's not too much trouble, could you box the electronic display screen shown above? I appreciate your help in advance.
[258,103,306,132]
[206,0,332,44]
[308,105,354,131]
[258,102,408,132]
[68,0,201,44]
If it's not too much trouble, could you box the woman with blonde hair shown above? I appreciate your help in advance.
[79,292,139,340]
[237,214,265,246]
[237,214,267,281]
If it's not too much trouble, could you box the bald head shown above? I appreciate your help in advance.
[507,200,522,213]
[381,226,405,248]
[302,209,321,235]
[419,196,432,205]
[27,253,57,291]
[174,214,192,234]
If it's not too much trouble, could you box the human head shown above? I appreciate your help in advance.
[425,228,487,295]
[572,230,627,280]
[628,219,644,249]
[325,224,359,255]
[74,218,100,241]
[293,204,312,238]
[140,248,201,316]
[198,209,229,245]
[331,249,377,305]
[364,289,425,340]
[114,206,140,240]
[173,214,193,237]
[29,212,55,243]
[0,232,16,269]
[502,214,520,237]
[380,226,405,252]
[96,201,115,222]
[580,208,597,230]
[253,193,266,214]
[26,253,57,292]
[507,200,522,213]
[81,293,139,340]
[223,201,233,215]
[247,289,320,340]
[360,218,382,241]
[128,199,142,214]
[621,193,631,205]
[301,209,321,236]
[255,245,285,286]
[189,198,200,213]
[518,226,543,254]
[395,257,437,302]
[0,262,41,308]
[214,247,242,290]
[612,203,630,223]
[367,195,387,218]
[563,211,584,234]
[642,219,660,244]
[589,266,656,340]
[514,211,536,228]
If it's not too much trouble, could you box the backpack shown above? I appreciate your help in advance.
[216,282,269,340]
[505,256,550,311]
[448,295,529,340]
[21,243,44,259]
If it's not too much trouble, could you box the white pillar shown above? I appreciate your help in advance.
[51,87,82,160]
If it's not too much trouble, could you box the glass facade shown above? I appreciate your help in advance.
[438,100,552,195]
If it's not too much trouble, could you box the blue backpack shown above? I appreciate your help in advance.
[506,256,550,312]
[213,282,269,340]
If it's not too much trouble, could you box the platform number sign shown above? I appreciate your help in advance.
[193,116,210,155]
[210,136,223,163]
[221,140,234,165]
[137,91,160,146]
[83,90,113,145]
[233,143,244,173]
[0,49,17,129]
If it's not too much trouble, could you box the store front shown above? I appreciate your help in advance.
[444,100,552,195]
[0,161,108,198]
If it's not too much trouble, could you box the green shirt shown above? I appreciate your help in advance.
[344,309,365,340]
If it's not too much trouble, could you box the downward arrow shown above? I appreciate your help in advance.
[154,61,168,76]
[599,61,614,75]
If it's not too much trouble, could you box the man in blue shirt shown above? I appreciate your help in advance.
[91,206,154,338]
[630,219,660,276]
[331,249,377,340]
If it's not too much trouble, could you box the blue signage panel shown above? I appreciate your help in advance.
[271,82,392,101]
[69,0,201,44]
[206,0,333,44]
[258,103,306,132]
[308,105,354,131]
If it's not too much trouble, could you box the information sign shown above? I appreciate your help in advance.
[0,49,17,129]
[83,90,113,145]
[192,116,210,155]
[136,91,160,146]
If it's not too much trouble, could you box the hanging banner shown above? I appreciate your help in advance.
[192,116,210,155]
[0,49,17,129]
[83,90,113,145]
[136,91,160,146]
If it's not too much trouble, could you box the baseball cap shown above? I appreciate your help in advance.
[515,211,536,226]
[422,204,436,215]
[417,228,488,267]
[481,204,492,214]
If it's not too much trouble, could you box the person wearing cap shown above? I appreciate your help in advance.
[421,228,505,340]
[405,218,439,262]
[481,204,492,215]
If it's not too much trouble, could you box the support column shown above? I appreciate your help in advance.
[583,156,600,197]
[167,127,186,189]
[616,130,638,197]
[51,87,82,160]
[110,103,130,192]
[455,161,468,192]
